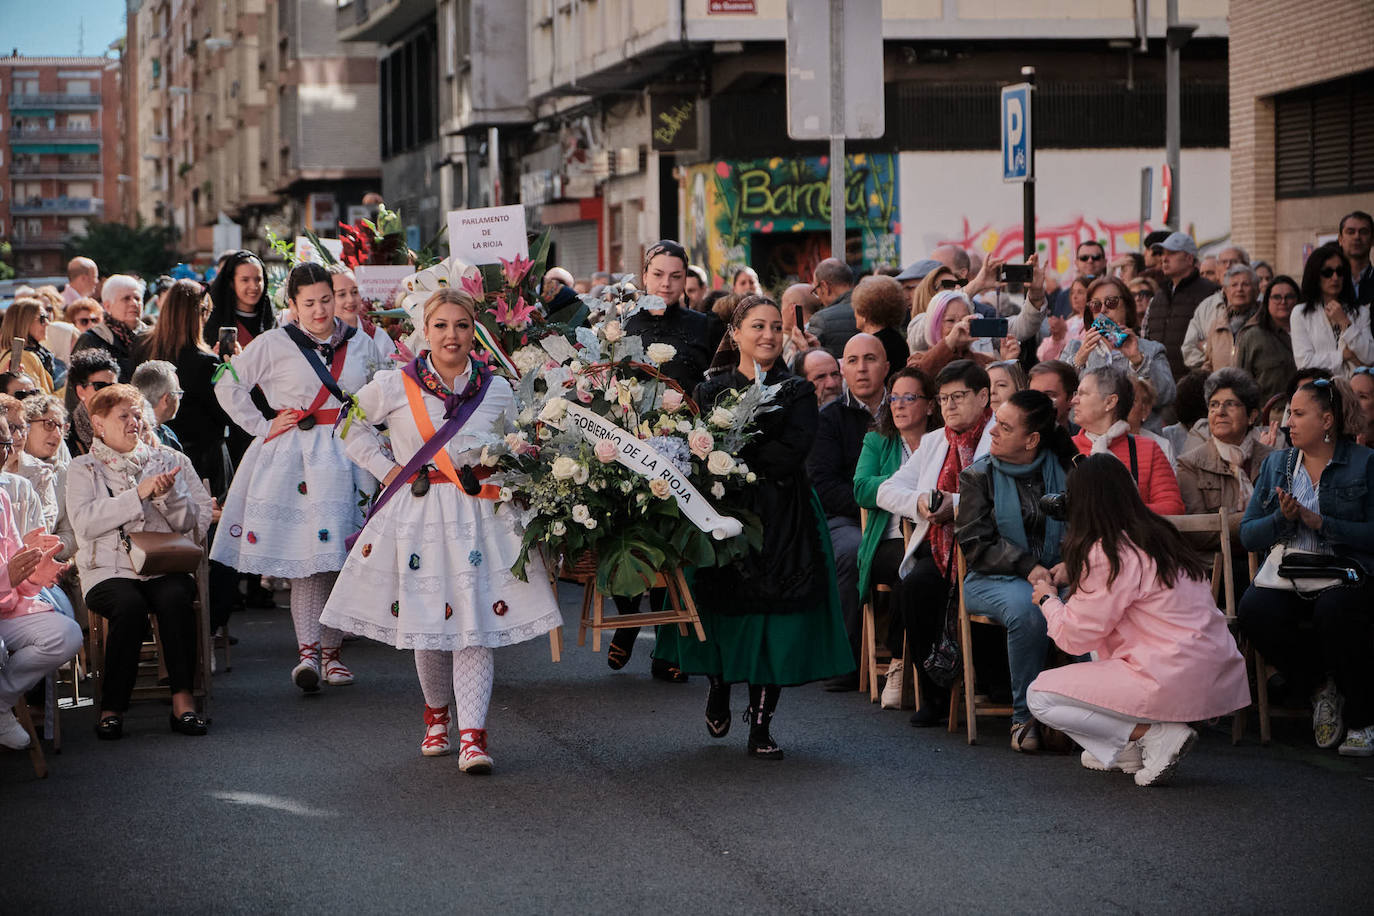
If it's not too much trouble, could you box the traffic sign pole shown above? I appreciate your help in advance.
[1021,67,1036,262]
[829,0,845,263]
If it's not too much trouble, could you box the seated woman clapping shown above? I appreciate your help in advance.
[1026,454,1251,786]
[66,384,212,740]
[0,412,81,752]
[955,389,1079,753]
[1071,365,1184,515]
[1238,379,1374,757]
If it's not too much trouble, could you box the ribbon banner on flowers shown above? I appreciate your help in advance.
[556,403,744,540]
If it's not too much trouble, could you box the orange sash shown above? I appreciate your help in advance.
[401,372,500,500]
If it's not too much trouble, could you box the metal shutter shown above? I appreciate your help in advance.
[1275,70,1374,199]
[553,221,599,278]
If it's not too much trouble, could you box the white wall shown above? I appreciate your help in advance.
[898,148,1231,277]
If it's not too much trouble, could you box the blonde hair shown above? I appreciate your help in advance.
[911,266,955,318]
[421,288,477,326]
[88,383,146,418]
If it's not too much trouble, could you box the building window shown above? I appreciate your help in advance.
[65,80,91,96]
[380,19,438,159]
[1275,70,1374,199]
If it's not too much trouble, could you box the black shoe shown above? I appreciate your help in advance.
[95,715,123,740]
[909,706,946,728]
[606,631,636,670]
[651,658,688,683]
[823,673,859,693]
[705,679,731,738]
[169,711,208,736]
[746,685,784,760]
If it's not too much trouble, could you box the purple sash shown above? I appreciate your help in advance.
[344,357,492,550]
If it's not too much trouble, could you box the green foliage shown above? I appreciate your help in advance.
[63,220,180,278]
[0,241,14,282]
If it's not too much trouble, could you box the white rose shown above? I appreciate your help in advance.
[649,478,671,499]
[676,420,692,434]
[746,472,757,483]
[711,482,726,499]
[550,520,567,536]
[583,518,598,530]
[551,456,579,480]
[498,487,513,502]
[539,397,570,423]
[513,345,546,375]
[517,408,535,425]
[569,359,583,373]
[707,450,736,476]
[709,406,735,429]
[646,343,677,365]
[572,462,590,485]
[602,320,624,342]
[571,504,591,523]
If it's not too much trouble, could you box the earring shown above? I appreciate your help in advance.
[1324,431,1331,443]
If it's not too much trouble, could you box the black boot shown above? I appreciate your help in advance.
[705,676,731,738]
[745,684,783,759]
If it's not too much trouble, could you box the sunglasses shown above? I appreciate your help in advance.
[1078,252,1105,262]
[75,316,103,327]
[12,389,40,400]
[1088,296,1122,312]
[90,380,114,391]
[1319,267,1348,279]
[1149,246,1166,256]
[1352,367,1374,377]
[936,278,962,290]
[1132,289,1152,300]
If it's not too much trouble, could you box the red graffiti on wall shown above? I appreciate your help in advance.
[939,216,1158,267]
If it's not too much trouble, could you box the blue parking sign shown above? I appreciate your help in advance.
[1001,83,1032,183]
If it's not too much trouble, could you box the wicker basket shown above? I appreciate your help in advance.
[562,549,599,580]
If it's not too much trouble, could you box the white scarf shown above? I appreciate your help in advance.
[89,437,176,489]
[1211,436,1255,508]
[1084,419,1131,455]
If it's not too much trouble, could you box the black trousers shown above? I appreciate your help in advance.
[1238,578,1374,730]
[87,575,198,713]
[869,537,907,657]
[892,542,952,699]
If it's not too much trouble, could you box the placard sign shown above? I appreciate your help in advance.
[296,235,343,265]
[446,204,528,264]
[353,265,414,312]
[555,402,744,540]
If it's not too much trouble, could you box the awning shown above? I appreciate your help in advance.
[9,108,57,117]
[11,144,99,154]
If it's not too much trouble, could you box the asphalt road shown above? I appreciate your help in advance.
[6,583,1373,914]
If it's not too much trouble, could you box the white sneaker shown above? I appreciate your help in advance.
[1337,725,1374,757]
[0,707,32,750]
[1134,723,1198,787]
[880,660,904,709]
[1312,679,1345,749]
[1080,741,1143,774]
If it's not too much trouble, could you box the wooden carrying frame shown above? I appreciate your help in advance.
[568,562,706,652]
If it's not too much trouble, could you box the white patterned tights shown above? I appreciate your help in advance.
[415,647,494,731]
[289,572,343,650]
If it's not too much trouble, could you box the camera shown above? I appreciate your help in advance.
[1039,492,1069,521]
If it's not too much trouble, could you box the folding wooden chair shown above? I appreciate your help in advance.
[1239,552,1308,745]
[12,701,46,778]
[857,512,917,707]
[948,547,1014,745]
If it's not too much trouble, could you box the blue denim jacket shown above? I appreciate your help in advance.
[1240,439,1374,572]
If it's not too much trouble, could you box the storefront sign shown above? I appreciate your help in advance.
[650,95,698,152]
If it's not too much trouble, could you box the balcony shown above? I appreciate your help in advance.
[9,197,105,216]
[9,233,70,251]
[8,93,102,110]
[8,159,102,177]
[336,0,433,45]
[8,127,102,144]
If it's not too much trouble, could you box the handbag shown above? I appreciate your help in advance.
[1254,544,1361,596]
[922,542,963,688]
[104,481,203,576]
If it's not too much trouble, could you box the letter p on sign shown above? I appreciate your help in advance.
[1001,83,1032,183]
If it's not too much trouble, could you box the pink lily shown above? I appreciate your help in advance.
[499,254,534,287]
[459,271,486,300]
[494,294,538,329]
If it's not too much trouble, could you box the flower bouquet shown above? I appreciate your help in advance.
[480,289,779,598]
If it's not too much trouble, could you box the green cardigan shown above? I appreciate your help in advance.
[853,430,909,600]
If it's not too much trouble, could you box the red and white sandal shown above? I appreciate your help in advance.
[420,705,452,757]
[321,647,354,686]
[291,642,321,693]
[458,728,492,775]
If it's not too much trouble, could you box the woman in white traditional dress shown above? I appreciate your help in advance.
[328,264,400,362]
[211,262,383,693]
[320,288,562,774]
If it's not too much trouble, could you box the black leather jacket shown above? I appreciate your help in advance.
[626,303,723,392]
[954,456,1054,579]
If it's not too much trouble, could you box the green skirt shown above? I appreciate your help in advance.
[654,492,854,687]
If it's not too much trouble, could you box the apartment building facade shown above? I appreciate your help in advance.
[0,55,125,277]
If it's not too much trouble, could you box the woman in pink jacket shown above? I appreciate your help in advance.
[1027,454,1250,786]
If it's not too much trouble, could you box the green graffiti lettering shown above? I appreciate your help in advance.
[739,169,774,215]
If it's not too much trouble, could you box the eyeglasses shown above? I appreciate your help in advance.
[32,417,64,432]
[1132,290,1153,300]
[1319,267,1348,279]
[12,389,40,400]
[171,389,185,398]
[0,440,12,452]
[1087,296,1122,312]
[1078,252,1105,262]
[888,394,929,405]
[74,316,103,328]
[1267,292,1297,303]
[1208,399,1246,412]
[936,278,962,290]
[936,389,976,407]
